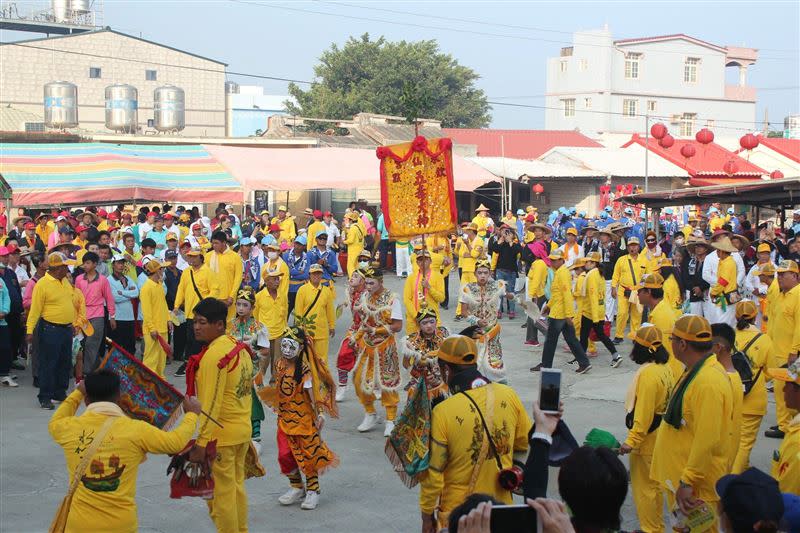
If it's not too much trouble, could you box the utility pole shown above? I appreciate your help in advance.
[644,111,650,193]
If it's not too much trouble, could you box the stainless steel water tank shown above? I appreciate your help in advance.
[52,0,69,21]
[785,114,800,139]
[105,84,138,133]
[225,81,240,94]
[153,85,185,132]
[71,0,91,13]
[44,81,79,129]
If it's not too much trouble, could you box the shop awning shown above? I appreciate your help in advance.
[617,177,800,209]
[0,143,243,207]
[203,145,498,192]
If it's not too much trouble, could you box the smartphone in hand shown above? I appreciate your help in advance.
[490,504,540,532]
[539,368,562,414]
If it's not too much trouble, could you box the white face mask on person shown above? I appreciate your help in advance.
[267,251,279,260]
[358,261,369,269]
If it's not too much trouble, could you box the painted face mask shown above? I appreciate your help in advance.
[235,300,252,318]
[280,337,301,359]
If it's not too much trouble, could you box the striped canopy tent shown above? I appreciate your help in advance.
[0,143,243,208]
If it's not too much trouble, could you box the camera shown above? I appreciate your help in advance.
[498,460,525,493]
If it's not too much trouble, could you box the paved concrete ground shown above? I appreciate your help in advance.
[0,273,781,532]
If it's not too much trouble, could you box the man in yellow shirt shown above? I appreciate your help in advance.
[766,259,800,439]
[26,251,77,409]
[306,210,326,252]
[471,204,493,238]
[532,251,592,374]
[611,237,648,342]
[49,370,200,533]
[404,250,445,333]
[651,315,733,526]
[186,297,254,533]
[579,251,620,365]
[271,205,297,246]
[426,234,454,310]
[710,322,745,473]
[637,272,683,379]
[140,260,170,378]
[342,212,365,277]
[709,236,740,327]
[173,246,220,376]
[254,271,288,381]
[455,223,484,319]
[260,239,290,299]
[206,231,243,321]
[419,335,531,532]
[767,358,800,494]
[682,215,700,240]
[294,264,336,370]
[35,212,54,246]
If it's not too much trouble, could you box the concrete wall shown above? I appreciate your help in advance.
[0,31,226,136]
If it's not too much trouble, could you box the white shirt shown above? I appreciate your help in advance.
[13,264,30,287]
[324,221,340,248]
[138,222,153,242]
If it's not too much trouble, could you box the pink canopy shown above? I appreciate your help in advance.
[203,145,497,192]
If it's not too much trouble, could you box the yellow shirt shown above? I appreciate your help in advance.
[735,327,771,416]
[548,265,574,320]
[580,267,605,322]
[624,362,673,455]
[643,250,666,274]
[194,335,253,447]
[663,274,682,312]
[611,253,648,291]
[49,391,197,533]
[711,255,738,297]
[419,383,532,517]
[26,272,76,333]
[426,235,454,276]
[205,247,243,302]
[772,414,800,494]
[471,214,491,237]
[768,284,800,363]
[254,288,288,339]
[709,216,725,232]
[403,268,445,333]
[457,236,485,274]
[260,258,290,299]
[649,299,683,379]
[36,222,53,245]
[271,216,297,245]
[650,357,733,502]
[527,260,548,299]
[294,282,335,339]
[140,278,168,334]
[726,369,745,470]
[306,221,327,251]
[174,264,220,320]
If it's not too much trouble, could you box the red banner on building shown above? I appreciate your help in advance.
[377,136,458,239]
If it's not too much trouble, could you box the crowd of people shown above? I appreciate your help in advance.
[0,199,799,532]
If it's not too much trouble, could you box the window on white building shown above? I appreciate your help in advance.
[584,97,592,109]
[563,98,576,117]
[647,100,657,112]
[579,59,588,71]
[706,119,715,129]
[624,53,641,79]
[560,60,568,73]
[684,57,700,83]
[145,70,157,81]
[680,113,697,136]
[89,67,101,79]
[623,99,638,117]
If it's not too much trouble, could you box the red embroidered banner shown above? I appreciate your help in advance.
[377,136,458,239]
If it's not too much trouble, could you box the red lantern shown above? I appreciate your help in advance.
[723,160,739,176]
[680,144,696,159]
[696,128,714,145]
[770,169,784,180]
[532,183,544,195]
[659,134,675,148]
[739,133,759,151]
[650,123,667,140]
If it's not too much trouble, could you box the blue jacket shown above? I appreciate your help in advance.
[283,250,309,293]
[108,274,139,322]
[307,247,339,281]
[0,278,9,326]
[0,266,22,314]
[377,214,389,241]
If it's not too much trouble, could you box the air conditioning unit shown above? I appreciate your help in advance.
[669,114,682,124]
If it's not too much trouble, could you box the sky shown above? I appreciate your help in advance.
[4,0,800,129]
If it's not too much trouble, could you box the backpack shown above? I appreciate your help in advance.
[732,333,762,396]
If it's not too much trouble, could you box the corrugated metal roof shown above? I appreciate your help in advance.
[756,136,800,164]
[467,157,599,179]
[538,145,689,178]
[443,129,602,159]
[0,105,43,132]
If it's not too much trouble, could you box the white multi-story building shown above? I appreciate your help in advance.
[545,28,758,137]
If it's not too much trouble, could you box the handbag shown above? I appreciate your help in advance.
[49,417,116,533]
[167,439,218,499]
[588,321,612,342]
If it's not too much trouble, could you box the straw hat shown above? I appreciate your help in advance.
[686,238,711,253]
[730,234,750,249]
[712,236,738,253]
[529,223,552,234]
[475,204,490,212]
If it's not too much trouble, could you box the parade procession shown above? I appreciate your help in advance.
[1,2,800,532]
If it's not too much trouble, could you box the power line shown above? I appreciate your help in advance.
[230,0,797,62]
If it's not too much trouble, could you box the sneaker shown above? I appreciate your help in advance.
[521,322,527,328]
[454,315,463,322]
[610,355,623,368]
[383,420,395,437]
[10,360,25,371]
[524,340,540,347]
[278,487,306,506]
[770,425,779,431]
[335,384,347,402]
[0,376,19,388]
[575,364,592,374]
[357,413,378,433]
[300,490,319,510]
[508,312,516,319]
[529,364,544,372]
[612,337,624,345]
[587,350,598,358]
[764,429,785,439]
[174,363,187,377]
[39,400,55,410]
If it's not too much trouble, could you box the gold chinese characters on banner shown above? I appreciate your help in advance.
[377,136,458,239]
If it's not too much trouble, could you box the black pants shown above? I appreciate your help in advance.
[526,296,548,343]
[378,239,391,269]
[37,322,72,403]
[540,318,590,369]
[578,316,617,356]
[442,271,450,307]
[288,292,298,318]
[110,320,136,356]
[185,319,204,358]
[7,312,23,358]
[0,325,11,376]
[172,322,187,361]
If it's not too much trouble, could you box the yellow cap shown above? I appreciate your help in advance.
[672,314,712,343]
[656,256,673,269]
[735,300,758,320]
[566,227,578,236]
[265,270,284,277]
[47,251,77,268]
[569,257,587,270]
[309,264,324,273]
[639,272,664,289]
[756,243,771,254]
[584,251,601,263]
[144,260,169,274]
[548,250,565,261]
[777,259,800,274]
[346,212,360,221]
[278,205,287,212]
[633,325,663,351]
[768,359,800,384]
[437,335,479,365]
[166,232,179,241]
[186,246,204,257]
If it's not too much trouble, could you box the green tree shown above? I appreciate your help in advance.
[287,34,491,128]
